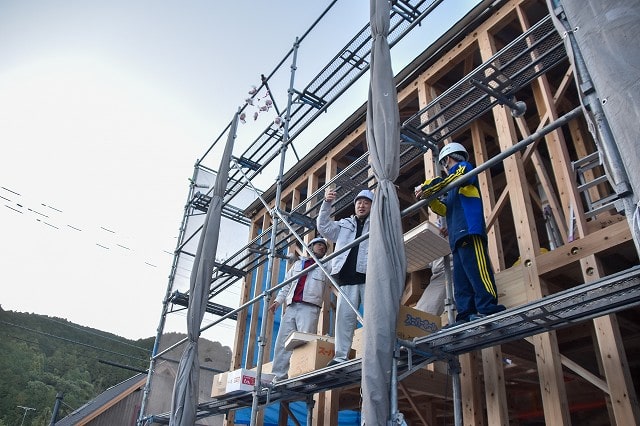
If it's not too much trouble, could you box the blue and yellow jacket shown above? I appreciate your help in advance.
[419,161,486,250]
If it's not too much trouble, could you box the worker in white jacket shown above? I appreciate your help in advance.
[316,188,373,365]
[415,219,453,316]
[269,237,328,381]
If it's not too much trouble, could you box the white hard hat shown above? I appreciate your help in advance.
[354,189,374,204]
[308,237,327,248]
[438,142,469,163]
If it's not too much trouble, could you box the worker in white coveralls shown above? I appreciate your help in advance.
[414,218,453,317]
[317,188,373,366]
[269,237,329,382]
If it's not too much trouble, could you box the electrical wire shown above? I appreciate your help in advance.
[41,316,151,353]
[0,320,150,363]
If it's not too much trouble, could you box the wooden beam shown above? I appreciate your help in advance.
[479,21,570,424]
[535,219,631,275]
[400,382,431,426]
[460,351,485,425]
[472,120,505,271]
[582,255,640,424]
[514,114,570,245]
[400,368,451,398]
[483,347,509,425]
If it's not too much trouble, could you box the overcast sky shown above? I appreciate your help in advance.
[0,1,478,349]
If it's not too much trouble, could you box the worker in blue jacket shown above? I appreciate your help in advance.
[415,142,505,327]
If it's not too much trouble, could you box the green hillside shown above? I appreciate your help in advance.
[0,307,154,425]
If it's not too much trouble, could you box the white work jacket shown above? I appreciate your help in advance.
[274,257,327,308]
[316,200,370,277]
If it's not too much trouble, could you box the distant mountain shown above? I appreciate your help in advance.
[0,307,230,425]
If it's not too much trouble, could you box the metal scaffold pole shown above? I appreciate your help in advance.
[249,36,301,426]
[137,165,202,426]
[443,255,463,426]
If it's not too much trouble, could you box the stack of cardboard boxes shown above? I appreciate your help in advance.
[353,305,440,356]
[211,305,440,398]
[288,334,337,377]
[211,366,275,398]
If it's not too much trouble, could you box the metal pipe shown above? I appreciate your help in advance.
[156,106,585,362]
[137,164,202,425]
[442,254,463,424]
[250,36,301,426]
[306,395,315,426]
[403,106,583,218]
[388,347,401,424]
[49,393,63,426]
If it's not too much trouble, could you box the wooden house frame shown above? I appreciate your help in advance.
[225,0,639,424]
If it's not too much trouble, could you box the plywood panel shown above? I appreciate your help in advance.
[404,221,450,273]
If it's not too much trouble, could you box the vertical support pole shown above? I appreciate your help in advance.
[306,395,315,426]
[389,346,400,424]
[443,255,463,425]
[49,393,63,426]
[137,165,202,425]
[250,37,301,426]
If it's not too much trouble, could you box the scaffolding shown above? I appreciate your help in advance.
[139,0,640,424]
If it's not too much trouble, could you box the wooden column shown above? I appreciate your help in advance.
[478,27,571,425]
[460,351,485,426]
[471,123,504,272]
[582,256,640,424]
[312,156,339,426]
[482,347,509,425]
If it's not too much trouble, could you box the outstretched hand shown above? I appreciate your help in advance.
[325,189,337,202]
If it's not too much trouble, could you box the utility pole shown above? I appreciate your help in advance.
[17,405,35,426]
[49,392,64,425]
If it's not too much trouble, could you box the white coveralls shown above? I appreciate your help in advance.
[271,256,327,380]
[414,257,450,316]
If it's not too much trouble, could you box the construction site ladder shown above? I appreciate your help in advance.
[572,151,622,219]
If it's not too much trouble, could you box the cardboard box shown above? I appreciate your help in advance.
[401,269,430,306]
[211,371,228,398]
[250,361,273,374]
[397,305,441,340]
[289,339,336,378]
[225,368,275,393]
[285,331,334,351]
[352,307,440,357]
[352,327,364,356]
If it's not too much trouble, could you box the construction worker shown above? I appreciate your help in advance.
[269,237,329,382]
[317,188,373,365]
[415,142,505,327]
[415,217,452,316]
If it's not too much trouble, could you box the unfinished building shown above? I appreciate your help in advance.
[139,0,640,424]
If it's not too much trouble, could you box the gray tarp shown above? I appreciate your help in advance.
[549,0,640,252]
[169,113,238,425]
[554,0,640,205]
[362,0,406,423]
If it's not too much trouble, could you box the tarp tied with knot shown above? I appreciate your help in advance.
[362,0,406,423]
[169,112,239,426]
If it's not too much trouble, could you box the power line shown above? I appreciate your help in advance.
[41,316,151,353]
[0,184,175,268]
[0,320,150,364]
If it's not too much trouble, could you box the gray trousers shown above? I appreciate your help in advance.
[271,303,321,380]
[415,271,446,316]
[414,257,450,316]
[334,283,365,361]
